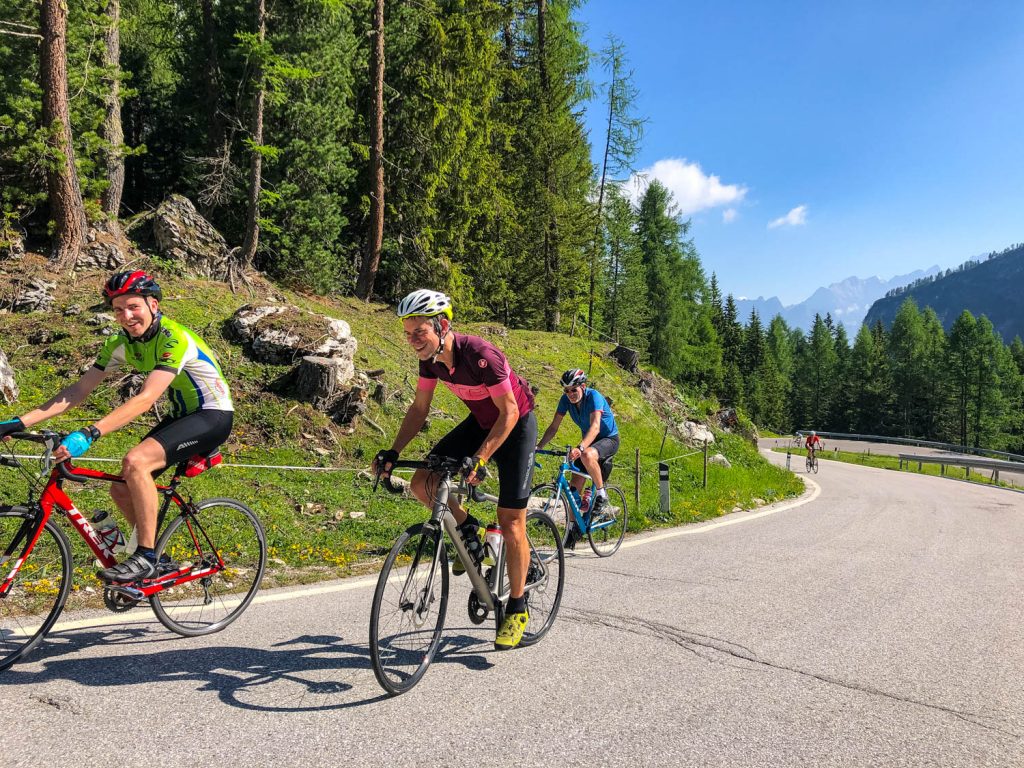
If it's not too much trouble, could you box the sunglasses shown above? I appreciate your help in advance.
[563,386,582,394]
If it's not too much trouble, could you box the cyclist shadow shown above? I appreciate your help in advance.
[3,624,498,710]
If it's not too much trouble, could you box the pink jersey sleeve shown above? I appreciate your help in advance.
[417,376,438,392]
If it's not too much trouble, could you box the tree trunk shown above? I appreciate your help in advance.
[201,0,224,156]
[355,0,386,300]
[588,69,615,334]
[100,0,124,218]
[40,0,87,269]
[537,0,559,331]
[238,0,266,270]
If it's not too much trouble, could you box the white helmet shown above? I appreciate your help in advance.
[396,289,453,320]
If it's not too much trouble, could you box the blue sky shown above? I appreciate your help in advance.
[577,1,1024,305]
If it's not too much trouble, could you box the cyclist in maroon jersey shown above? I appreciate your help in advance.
[373,289,537,651]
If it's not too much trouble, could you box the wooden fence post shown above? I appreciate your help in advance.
[634,447,640,510]
[703,439,708,488]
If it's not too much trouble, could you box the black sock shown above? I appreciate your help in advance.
[136,546,157,563]
[507,595,527,614]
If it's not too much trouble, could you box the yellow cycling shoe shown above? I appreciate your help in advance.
[494,610,529,651]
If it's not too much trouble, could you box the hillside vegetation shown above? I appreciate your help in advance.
[864,243,1024,341]
[0,261,802,594]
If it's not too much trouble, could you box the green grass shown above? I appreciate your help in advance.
[0,259,803,592]
[772,447,1020,490]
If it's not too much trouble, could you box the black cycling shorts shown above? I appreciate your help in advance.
[572,433,620,481]
[430,411,537,509]
[143,409,234,470]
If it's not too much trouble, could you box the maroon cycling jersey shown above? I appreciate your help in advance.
[418,333,534,429]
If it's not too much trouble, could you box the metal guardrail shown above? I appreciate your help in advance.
[897,453,1024,482]
[795,430,1024,464]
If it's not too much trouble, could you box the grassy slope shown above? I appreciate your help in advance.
[0,260,802,591]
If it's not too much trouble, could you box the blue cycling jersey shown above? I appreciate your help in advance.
[556,387,618,440]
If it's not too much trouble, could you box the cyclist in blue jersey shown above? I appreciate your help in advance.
[537,369,619,543]
[0,271,233,583]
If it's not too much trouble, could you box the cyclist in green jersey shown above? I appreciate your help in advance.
[0,271,234,582]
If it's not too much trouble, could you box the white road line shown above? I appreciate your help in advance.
[46,474,819,634]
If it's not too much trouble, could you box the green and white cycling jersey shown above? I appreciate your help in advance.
[93,316,234,417]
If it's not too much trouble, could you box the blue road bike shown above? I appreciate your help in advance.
[532,446,628,557]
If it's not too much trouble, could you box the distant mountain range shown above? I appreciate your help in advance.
[734,266,942,333]
[863,243,1024,342]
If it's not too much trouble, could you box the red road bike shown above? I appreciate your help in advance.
[0,430,266,671]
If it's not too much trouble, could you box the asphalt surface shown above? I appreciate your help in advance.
[2,452,1022,767]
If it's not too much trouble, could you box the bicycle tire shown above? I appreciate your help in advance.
[812,456,819,474]
[805,456,813,472]
[0,510,72,672]
[587,485,628,557]
[150,498,266,637]
[518,511,564,647]
[529,483,572,550]
[369,523,449,695]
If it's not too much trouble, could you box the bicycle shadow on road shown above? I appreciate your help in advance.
[1,624,500,710]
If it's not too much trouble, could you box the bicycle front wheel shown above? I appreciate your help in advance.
[587,486,628,557]
[151,498,266,637]
[805,456,813,472]
[519,511,564,647]
[0,510,72,672]
[529,483,572,549]
[812,457,819,474]
[370,523,449,695]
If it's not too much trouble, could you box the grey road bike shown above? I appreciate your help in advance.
[369,455,564,695]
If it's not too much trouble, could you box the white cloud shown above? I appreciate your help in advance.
[722,208,738,223]
[768,205,808,229]
[626,158,747,216]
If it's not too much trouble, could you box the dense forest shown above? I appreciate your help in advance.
[1,0,1022,451]
[719,289,1024,452]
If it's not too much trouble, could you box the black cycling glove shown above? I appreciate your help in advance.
[462,455,488,481]
[0,417,24,440]
[375,448,399,472]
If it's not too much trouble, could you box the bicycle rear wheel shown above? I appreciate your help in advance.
[529,483,572,549]
[519,511,564,647]
[0,509,72,672]
[370,523,449,695]
[805,456,813,472]
[587,486,628,557]
[151,498,266,637]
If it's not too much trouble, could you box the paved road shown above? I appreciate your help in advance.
[762,436,1024,487]
[2,454,1022,767]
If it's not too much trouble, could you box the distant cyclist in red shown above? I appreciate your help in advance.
[805,431,823,457]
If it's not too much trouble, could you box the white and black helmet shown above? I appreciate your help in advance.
[396,289,453,320]
[560,368,587,388]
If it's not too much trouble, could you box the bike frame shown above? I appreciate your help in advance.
[1,436,222,601]
[536,447,616,536]
[383,460,551,616]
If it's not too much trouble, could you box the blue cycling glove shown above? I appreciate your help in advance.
[61,430,94,458]
[0,417,24,439]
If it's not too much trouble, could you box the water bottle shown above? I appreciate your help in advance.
[91,510,126,567]
[484,524,503,566]
[569,488,582,511]
[581,488,592,514]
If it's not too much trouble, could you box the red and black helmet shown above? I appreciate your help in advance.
[102,271,162,305]
[560,368,587,388]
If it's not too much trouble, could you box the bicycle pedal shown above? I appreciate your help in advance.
[105,584,145,601]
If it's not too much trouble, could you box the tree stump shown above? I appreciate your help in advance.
[294,355,355,410]
[610,345,639,372]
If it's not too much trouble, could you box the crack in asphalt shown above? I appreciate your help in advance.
[575,564,746,587]
[560,607,1019,739]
